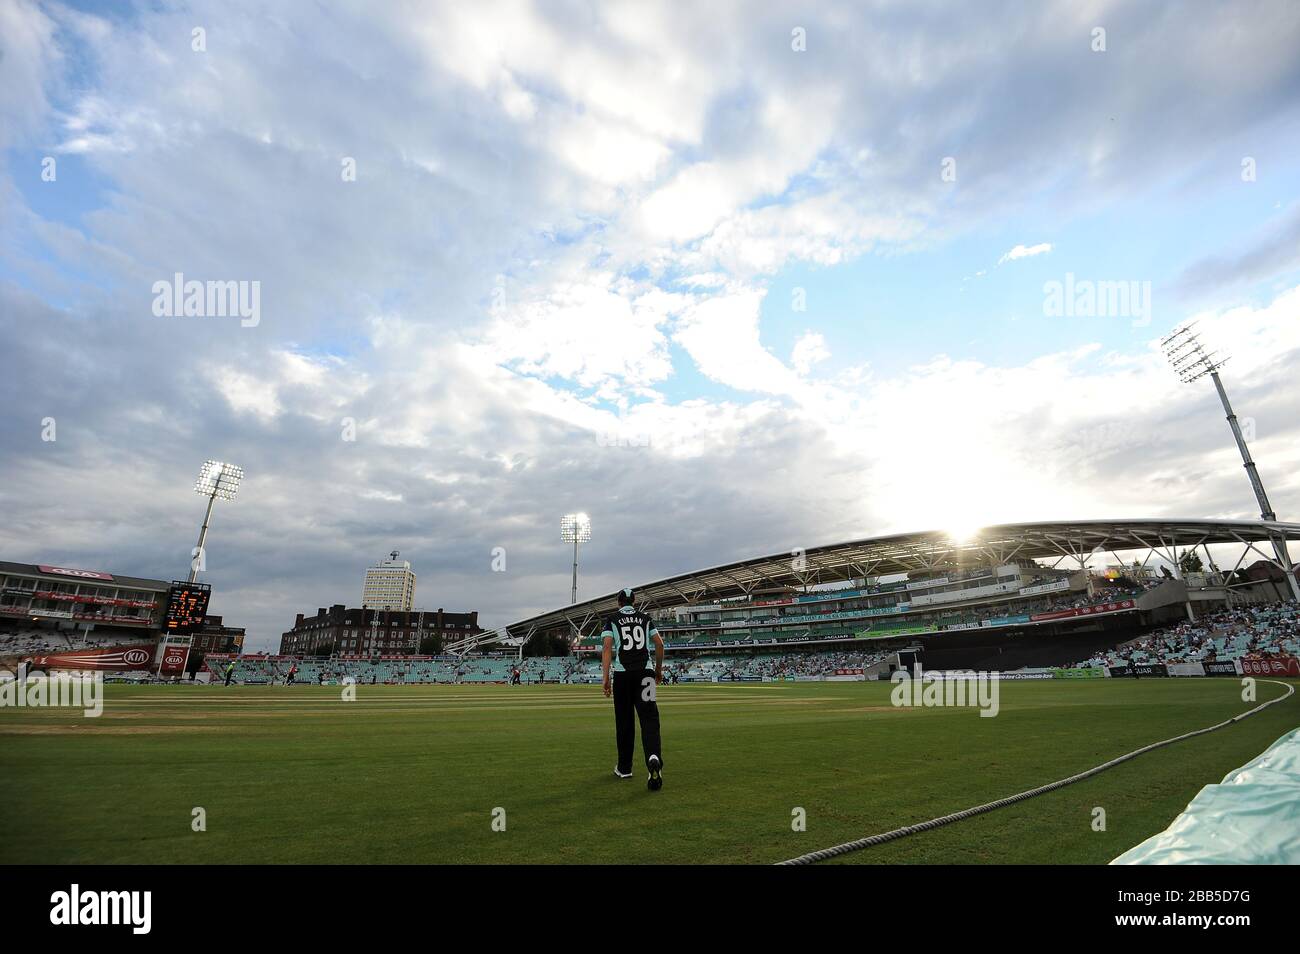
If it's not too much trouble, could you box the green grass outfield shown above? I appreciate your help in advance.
[1,678,1296,864]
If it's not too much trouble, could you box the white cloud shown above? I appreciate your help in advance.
[672,290,803,395]
[549,112,668,186]
[476,275,681,394]
[791,333,830,375]
[998,242,1053,265]
[207,367,282,421]
[0,0,63,150]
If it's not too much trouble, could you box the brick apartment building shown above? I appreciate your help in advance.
[191,614,246,656]
[279,605,479,656]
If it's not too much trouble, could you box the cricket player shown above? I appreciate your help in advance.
[601,587,664,791]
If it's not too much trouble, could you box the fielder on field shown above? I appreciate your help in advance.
[601,587,664,791]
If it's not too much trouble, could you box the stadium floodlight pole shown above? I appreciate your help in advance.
[560,512,592,604]
[190,460,244,583]
[1161,326,1299,601]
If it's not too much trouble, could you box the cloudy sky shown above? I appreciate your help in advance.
[2,0,1300,649]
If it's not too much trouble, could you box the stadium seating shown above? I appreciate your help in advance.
[0,624,155,658]
[201,648,898,685]
[644,580,1162,651]
[199,604,1299,686]
[0,629,65,656]
[1073,601,1300,669]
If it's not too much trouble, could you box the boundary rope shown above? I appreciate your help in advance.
[776,678,1295,865]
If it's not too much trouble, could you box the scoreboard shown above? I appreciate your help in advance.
[164,581,212,635]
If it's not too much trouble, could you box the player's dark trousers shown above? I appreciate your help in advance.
[612,669,662,773]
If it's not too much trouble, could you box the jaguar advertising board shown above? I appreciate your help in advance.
[1107,663,1168,677]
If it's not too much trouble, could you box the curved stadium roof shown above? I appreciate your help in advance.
[506,518,1300,638]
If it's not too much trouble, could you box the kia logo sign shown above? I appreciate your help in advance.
[38,564,115,581]
[165,653,183,664]
[123,649,149,665]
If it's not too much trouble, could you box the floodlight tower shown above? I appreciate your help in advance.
[1161,325,1299,600]
[560,512,592,604]
[190,460,244,583]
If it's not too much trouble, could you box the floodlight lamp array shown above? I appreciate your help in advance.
[560,512,592,543]
[194,460,244,499]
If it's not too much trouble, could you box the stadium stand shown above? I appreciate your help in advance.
[0,624,152,658]
[0,629,66,656]
[201,648,899,685]
[205,653,593,685]
[194,600,1298,687]
[1074,602,1300,669]
[592,574,1164,655]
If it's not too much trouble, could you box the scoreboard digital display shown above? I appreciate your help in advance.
[164,581,212,635]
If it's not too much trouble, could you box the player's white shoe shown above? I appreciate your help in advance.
[613,766,633,779]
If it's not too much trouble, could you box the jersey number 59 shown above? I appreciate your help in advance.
[619,623,646,651]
